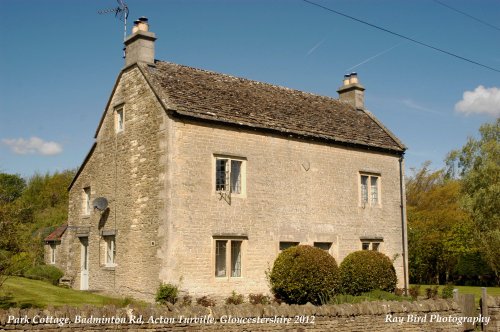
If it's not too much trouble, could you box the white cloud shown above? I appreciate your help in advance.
[1,137,63,156]
[455,85,500,117]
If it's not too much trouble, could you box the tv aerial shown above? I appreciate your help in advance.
[98,0,130,42]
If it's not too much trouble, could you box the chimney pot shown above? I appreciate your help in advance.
[343,74,350,86]
[349,72,358,84]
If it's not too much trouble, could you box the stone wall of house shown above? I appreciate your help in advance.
[58,65,168,301]
[161,118,406,298]
[0,300,474,331]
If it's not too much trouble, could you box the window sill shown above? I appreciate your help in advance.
[81,214,91,219]
[102,265,116,270]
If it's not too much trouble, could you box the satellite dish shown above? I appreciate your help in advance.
[93,197,109,211]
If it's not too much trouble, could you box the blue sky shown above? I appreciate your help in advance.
[1,0,499,178]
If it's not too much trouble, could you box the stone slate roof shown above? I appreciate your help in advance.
[44,224,68,242]
[140,61,405,153]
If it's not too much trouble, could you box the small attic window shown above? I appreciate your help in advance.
[115,107,124,133]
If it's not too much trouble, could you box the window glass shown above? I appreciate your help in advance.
[231,241,242,277]
[314,242,332,251]
[279,242,299,251]
[215,240,227,277]
[215,159,228,191]
[230,160,242,194]
[360,175,368,203]
[371,177,378,204]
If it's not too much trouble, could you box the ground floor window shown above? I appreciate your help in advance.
[50,243,56,264]
[104,236,116,266]
[215,238,245,278]
[279,241,299,251]
[361,241,381,251]
[314,242,332,252]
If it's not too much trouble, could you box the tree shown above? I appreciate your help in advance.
[446,119,500,284]
[0,173,25,204]
[406,163,474,284]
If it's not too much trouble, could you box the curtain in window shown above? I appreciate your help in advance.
[231,241,242,277]
[230,161,242,194]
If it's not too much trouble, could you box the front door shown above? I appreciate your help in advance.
[80,237,89,290]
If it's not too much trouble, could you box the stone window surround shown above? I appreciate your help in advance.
[213,235,247,280]
[213,154,247,198]
[359,172,382,207]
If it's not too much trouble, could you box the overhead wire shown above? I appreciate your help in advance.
[433,0,500,32]
[301,0,500,73]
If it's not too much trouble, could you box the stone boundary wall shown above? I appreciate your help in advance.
[484,295,500,331]
[2,299,489,331]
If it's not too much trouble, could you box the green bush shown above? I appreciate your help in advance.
[339,251,397,295]
[269,245,340,305]
[23,265,63,285]
[225,291,244,305]
[155,283,178,305]
[409,285,420,299]
[441,284,454,299]
[425,285,439,299]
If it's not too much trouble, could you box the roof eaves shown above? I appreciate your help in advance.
[362,109,407,151]
[68,143,96,191]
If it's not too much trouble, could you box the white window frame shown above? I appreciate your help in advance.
[359,173,381,207]
[50,243,56,264]
[104,236,116,267]
[83,187,91,215]
[115,106,124,133]
[214,238,245,279]
[214,156,246,197]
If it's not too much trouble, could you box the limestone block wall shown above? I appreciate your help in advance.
[161,119,406,298]
[0,299,469,331]
[62,65,168,300]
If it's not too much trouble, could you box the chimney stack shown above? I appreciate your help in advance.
[337,72,365,110]
[124,17,156,67]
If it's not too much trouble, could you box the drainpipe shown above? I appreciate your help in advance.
[399,154,408,295]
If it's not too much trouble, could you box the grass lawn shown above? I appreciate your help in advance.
[416,285,500,297]
[0,276,138,308]
[413,284,500,306]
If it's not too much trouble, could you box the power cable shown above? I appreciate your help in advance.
[301,0,500,73]
[433,0,500,32]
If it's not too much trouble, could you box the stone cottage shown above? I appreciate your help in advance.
[45,17,408,301]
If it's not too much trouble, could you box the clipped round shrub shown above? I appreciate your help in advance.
[339,251,397,295]
[269,245,339,305]
[24,264,64,285]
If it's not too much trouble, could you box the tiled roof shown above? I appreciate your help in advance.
[44,224,67,242]
[140,61,405,153]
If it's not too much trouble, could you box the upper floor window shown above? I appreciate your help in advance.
[215,156,246,196]
[115,107,124,133]
[279,241,299,251]
[360,174,380,206]
[314,242,332,252]
[83,187,91,215]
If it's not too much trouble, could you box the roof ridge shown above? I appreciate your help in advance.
[154,60,346,105]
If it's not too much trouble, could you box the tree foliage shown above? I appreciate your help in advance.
[0,170,75,288]
[446,119,500,283]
